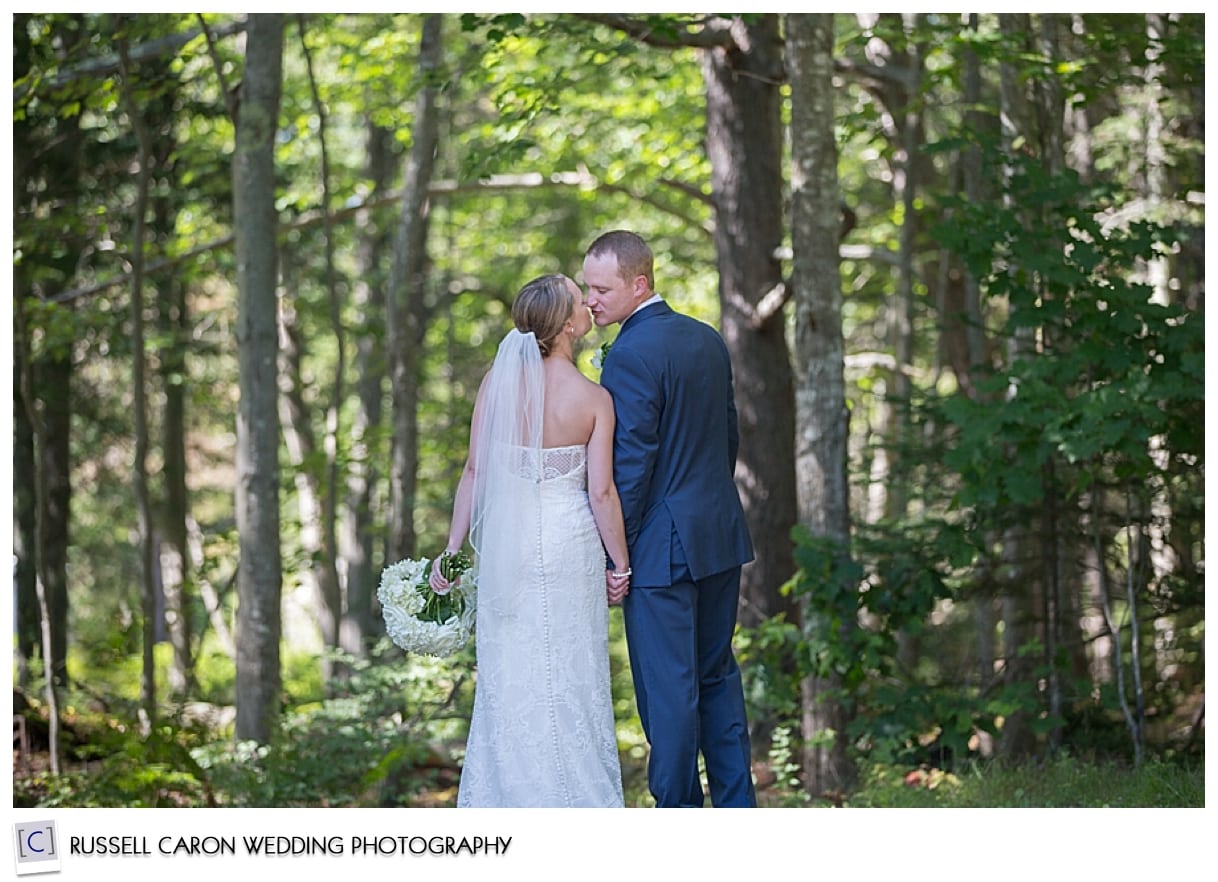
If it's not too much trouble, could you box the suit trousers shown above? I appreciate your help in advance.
[622,562,756,807]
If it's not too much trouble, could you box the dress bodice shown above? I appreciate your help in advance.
[503,443,587,491]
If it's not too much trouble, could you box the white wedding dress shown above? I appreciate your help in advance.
[457,443,625,807]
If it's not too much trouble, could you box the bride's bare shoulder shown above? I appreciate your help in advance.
[572,368,611,400]
[550,366,609,415]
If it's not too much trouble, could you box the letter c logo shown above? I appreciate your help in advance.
[25,830,46,853]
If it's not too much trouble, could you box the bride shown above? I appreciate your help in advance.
[429,273,631,807]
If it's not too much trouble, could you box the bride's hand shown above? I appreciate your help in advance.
[430,558,455,595]
[606,568,631,606]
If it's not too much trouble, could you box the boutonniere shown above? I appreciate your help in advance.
[591,340,613,371]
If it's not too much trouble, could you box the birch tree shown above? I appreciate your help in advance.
[787,12,855,795]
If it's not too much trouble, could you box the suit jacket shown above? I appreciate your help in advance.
[601,301,754,586]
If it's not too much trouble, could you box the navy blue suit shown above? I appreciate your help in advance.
[601,300,756,807]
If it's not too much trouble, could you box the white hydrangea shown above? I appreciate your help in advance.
[377,558,429,615]
[378,556,477,659]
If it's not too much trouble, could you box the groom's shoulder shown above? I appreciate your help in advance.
[671,309,727,344]
[650,302,710,331]
[631,308,724,348]
[623,302,724,347]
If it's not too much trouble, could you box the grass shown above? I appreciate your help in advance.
[615,753,1205,809]
[841,754,1205,808]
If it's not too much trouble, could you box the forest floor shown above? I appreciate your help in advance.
[14,696,1202,809]
[13,731,797,809]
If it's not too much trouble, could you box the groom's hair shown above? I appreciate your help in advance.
[586,230,654,290]
[513,273,573,358]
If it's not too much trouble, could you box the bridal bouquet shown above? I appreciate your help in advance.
[378,551,476,658]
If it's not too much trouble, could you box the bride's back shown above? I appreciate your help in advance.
[540,359,599,449]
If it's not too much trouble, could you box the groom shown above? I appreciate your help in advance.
[583,230,756,808]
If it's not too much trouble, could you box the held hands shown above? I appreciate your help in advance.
[605,567,631,606]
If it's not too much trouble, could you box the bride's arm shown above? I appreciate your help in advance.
[430,372,490,591]
[586,386,630,582]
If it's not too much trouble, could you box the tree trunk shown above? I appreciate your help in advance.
[13,356,40,691]
[701,14,798,638]
[857,13,925,536]
[958,13,998,691]
[136,59,194,699]
[386,13,443,564]
[1092,490,1143,764]
[15,298,63,774]
[994,12,1040,760]
[275,258,341,682]
[1125,490,1149,763]
[116,33,160,729]
[15,14,84,701]
[889,13,919,527]
[878,13,926,672]
[156,213,194,698]
[787,12,855,796]
[11,40,40,686]
[340,120,396,656]
[32,122,77,697]
[233,12,285,745]
[699,14,799,763]
[298,17,346,683]
[1036,13,1069,754]
[11,15,87,772]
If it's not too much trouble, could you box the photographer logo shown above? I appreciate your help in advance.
[13,820,61,876]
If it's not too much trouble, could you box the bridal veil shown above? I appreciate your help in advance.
[468,328,544,615]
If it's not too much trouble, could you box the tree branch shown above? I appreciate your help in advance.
[832,56,921,90]
[577,13,920,90]
[575,13,735,50]
[727,281,791,331]
[47,168,713,304]
[13,17,247,104]
[198,13,239,122]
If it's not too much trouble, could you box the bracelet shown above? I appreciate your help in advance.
[611,568,632,579]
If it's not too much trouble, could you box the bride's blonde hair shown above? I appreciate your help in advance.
[512,274,573,357]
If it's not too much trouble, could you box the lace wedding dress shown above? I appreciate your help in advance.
[457,443,625,807]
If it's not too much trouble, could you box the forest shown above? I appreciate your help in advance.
[10,12,1205,809]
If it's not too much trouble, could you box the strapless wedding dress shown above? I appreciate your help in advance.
[457,444,624,807]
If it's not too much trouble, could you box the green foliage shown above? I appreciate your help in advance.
[765,725,810,803]
[18,642,479,808]
[269,643,466,807]
[736,613,802,727]
[934,154,1202,506]
[15,694,217,808]
[746,519,991,768]
[784,528,864,684]
[932,141,1203,573]
[917,130,1202,763]
[18,622,654,809]
[785,521,970,669]
[932,147,1196,502]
